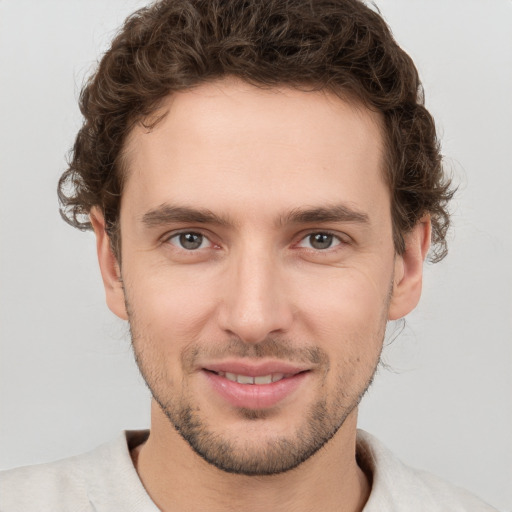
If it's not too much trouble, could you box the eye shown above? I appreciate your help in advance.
[167,232,211,250]
[297,232,342,250]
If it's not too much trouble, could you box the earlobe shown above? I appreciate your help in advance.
[90,208,128,320]
[388,217,431,320]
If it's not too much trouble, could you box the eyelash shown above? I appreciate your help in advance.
[295,231,346,251]
[165,231,215,251]
[164,230,348,252]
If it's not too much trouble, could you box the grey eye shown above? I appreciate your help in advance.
[297,232,342,251]
[308,233,334,250]
[169,232,207,250]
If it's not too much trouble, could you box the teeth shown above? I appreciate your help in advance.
[237,374,254,384]
[219,372,287,385]
[254,375,272,385]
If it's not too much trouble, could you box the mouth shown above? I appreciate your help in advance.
[201,362,311,410]
[206,370,296,385]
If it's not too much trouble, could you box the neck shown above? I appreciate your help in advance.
[132,402,370,512]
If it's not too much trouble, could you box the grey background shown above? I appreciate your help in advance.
[0,1,510,510]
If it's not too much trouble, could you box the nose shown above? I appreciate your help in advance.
[217,245,293,344]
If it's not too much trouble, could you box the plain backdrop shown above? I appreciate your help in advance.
[0,1,511,510]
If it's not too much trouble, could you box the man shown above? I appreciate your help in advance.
[0,0,501,510]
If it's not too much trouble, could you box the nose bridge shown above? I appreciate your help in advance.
[219,238,291,343]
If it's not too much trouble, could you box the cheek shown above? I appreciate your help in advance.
[124,264,221,345]
[292,265,390,376]
[295,265,391,334]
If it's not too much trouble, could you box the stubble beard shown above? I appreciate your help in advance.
[129,322,383,477]
[157,376,376,476]
[124,269,392,477]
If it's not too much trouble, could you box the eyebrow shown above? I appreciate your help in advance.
[279,204,370,226]
[141,203,370,229]
[141,204,233,228]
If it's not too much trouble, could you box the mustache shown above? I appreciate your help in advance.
[181,336,329,368]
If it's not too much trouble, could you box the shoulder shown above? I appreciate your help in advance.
[357,430,499,512]
[0,430,152,512]
[0,448,97,512]
[1,454,90,512]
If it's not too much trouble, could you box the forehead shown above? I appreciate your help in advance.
[121,79,388,223]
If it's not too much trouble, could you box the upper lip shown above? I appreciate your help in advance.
[201,360,311,377]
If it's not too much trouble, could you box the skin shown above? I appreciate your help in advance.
[92,78,430,512]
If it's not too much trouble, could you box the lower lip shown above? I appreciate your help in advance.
[203,371,309,410]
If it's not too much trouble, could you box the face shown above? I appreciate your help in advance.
[94,79,427,476]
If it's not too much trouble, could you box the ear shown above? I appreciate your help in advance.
[90,208,128,320]
[388,217,431,320]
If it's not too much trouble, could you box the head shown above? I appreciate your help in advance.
[58,0,453,476]
[59,0,452,262]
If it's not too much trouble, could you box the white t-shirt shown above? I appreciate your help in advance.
[0,430,498,511]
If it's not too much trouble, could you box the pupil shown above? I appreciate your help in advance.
[180,233,202,250]
[311,233,332,249]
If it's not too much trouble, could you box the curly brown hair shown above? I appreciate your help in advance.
[58,0,453,261]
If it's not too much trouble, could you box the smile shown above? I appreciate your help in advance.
[203,366,310,410]
[215,371,290,384]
